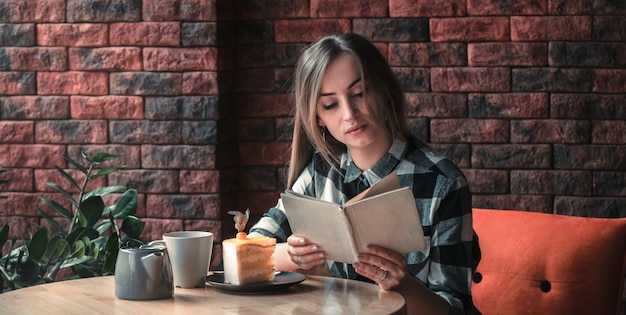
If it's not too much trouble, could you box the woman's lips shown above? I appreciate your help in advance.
[346,124,366,135]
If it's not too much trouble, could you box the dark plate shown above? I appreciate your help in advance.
[205,272,306,294]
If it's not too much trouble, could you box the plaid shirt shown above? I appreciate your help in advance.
[250,138,478,313]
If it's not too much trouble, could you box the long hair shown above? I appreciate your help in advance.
[286,33,422,188]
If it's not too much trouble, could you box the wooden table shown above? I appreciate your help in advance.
[0,275,406,314]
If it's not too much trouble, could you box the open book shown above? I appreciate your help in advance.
[281,172,426,263]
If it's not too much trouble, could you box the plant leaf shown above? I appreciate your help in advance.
[63,154,87,174]
[104,233,119,252]
[120,216,145,239]
[113,189,137,219]
[35,205,66,237]
[45,182,78,207]
[27,228,49,261]
[0,225,8,252]
[83,186,126,200]
[93,152,119,163]
[39,196,73,219]
[65,227,99,246]
[91,166,126,179]
[78,196,104,228]
[71,240,86,259]
[102,249,118,273]
[53,165,80,191]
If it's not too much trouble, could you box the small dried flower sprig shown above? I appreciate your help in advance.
[227,208,250,240]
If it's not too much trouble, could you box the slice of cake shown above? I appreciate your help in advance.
[223,209,277,285]
[222,235,276,285]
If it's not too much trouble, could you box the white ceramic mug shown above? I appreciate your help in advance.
[150,231,213,288]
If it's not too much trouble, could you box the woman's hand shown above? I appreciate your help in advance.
[353,245,408,290]
[286,235,326,270]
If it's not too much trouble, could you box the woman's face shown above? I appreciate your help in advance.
[316,53,390,160]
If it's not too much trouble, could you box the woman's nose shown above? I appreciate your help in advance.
[341,100,359,120]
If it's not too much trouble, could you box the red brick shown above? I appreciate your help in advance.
[462,169,509,193]
[511,170,592,195]
[0,168,33,191]
[38,72,108,95]
[430,17,510,42]
[144,48,218,71]
[0,0,65,23]
[469,93,549,118]
[0,23,35,46]
[67,145,142,169]
[0,216,39,239]
[35,120,107,144]
[310,0,387,18]
[472,144,551,169]
[143,0,218,21]
[593,16,626,41]
[37,23,107,46]
[239,142,291,166]
[594,69,626,93]
[108,170,180,193]
[430,119,509,143]
[389,0,466,17]
[234,68,275,92]
[236,43,306,67]
[141,218,184,241]
[549,0,593,14]
[239,166,279,191]
[0,145,66,168]
[0,47,66,71]
[141,145,216,169]
[184,219,222,242]
[238,118,276,141]
[431,67,510,92]
[388,43,466,67]
[592,121,626,144]
[69,47,142,71]
[109,121,182,144]
[236,93,293,117]
[66,0,140,23]
[354,18,430,42]
[146,194,220,219]
[468,0,547,15]
[392,67,430,92]
[70,96,144,119]
[0,121,33,143]
[237,191,281,215]
[182,22,218,46]
[0,72,36,94]
[554,197,626,217]
[0,96,69,119]
[554,145,626,170]
[34,169,106,193]
[110,22,181,46]
[512,120,590,144]
[182,72,219,95]
[235,0,309,19]
[4,192,69,218]
[511,16,591,41]
[550,94,626,120]
[512,68,592,92]
[110,72,182,95]
[593,172,626,197]
[469,43,547,66]
[472,194,553,213]
[180,170,220,193]
[405,93,467,117]
[430,144,470,168]
[274,19,351,43]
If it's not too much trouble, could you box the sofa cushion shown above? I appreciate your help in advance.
[471,209,626,315]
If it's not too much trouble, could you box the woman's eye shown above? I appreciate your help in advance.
[352,92,363,98]
[323,102,337,110]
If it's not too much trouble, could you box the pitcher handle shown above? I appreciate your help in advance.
[144,240,166,249]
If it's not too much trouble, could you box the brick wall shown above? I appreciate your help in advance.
[1,0,625,251]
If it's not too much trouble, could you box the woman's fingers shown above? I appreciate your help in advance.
[286,235,326,269]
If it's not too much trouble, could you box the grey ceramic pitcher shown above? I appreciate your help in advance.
[115,245,174,300]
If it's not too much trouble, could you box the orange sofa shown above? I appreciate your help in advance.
[471,209,626,315]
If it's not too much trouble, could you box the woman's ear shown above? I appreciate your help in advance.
[317,117,325,127]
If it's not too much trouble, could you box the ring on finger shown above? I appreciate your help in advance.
[380,269,388,281]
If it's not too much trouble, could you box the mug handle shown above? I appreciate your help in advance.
[145,240,166,249]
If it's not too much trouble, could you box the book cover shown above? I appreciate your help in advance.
[281,172,426,263]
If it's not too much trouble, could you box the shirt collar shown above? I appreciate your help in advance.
[341,138,407,183]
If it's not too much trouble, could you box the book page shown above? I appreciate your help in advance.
[344,187,425,255]
[281,191,360,263]
[345,172,401,205]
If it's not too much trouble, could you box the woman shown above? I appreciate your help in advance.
[249,33,479,315]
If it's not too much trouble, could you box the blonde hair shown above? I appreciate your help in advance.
[286,33,422,188]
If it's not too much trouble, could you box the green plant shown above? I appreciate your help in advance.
[0,152,144,291]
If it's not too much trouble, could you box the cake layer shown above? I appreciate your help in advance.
[223,236,276,285]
